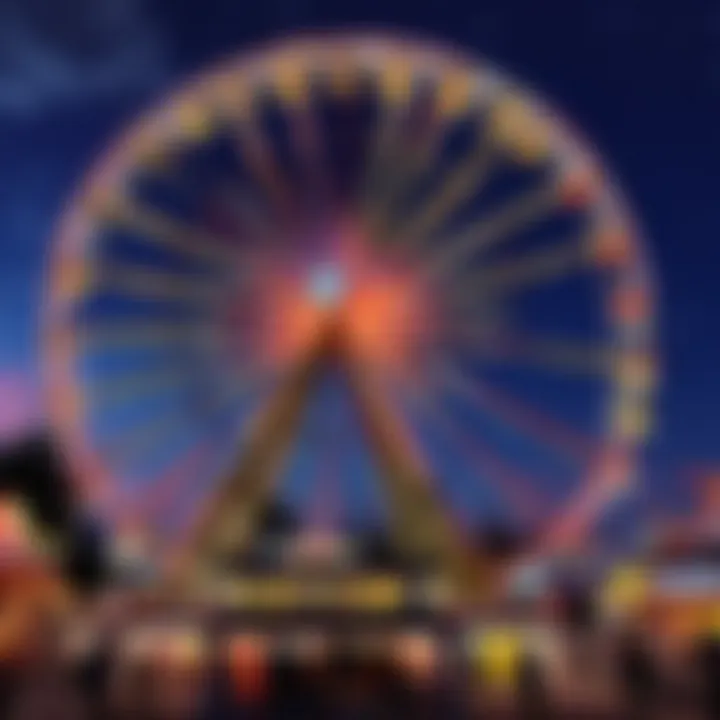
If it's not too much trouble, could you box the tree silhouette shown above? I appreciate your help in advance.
[0,434,74,529]
[0,434,106,589]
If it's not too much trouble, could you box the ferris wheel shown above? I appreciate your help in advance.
[43,34,658,573]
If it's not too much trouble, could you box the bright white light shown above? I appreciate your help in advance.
[308,263,346,307]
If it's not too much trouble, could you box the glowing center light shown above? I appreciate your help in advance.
[307,263,347,308]
[253,237,435,372]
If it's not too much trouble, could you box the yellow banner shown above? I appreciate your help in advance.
[211,576,404,611]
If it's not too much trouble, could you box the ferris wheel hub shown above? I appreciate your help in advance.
[307,263,347,309]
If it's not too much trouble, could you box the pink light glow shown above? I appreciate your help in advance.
[0,373,41,447]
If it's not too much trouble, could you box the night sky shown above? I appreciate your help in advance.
[0,0,719,523]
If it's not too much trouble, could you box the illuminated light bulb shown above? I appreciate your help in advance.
[381,61,413,102]
[615,401,650,441]
[326,50,358,96]
[57,262,88,299]
[559,166,599,208]
[438,72,472,117]
[394,632,438,684]
[592,227,632,268]
[274,57,306,105]
[617,355,656,393]
[175,101,212,139]
[611,285,650,325]
[490,95,552,163]
[307,263,347,309]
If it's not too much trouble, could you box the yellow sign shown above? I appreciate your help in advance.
[212,575,403,611]
[343,577,402,611]
[603,565,648,614]
[473,629,522,689]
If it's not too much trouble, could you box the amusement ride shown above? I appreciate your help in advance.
[42,34,658,625]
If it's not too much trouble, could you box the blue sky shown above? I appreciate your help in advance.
[0,0,719,521]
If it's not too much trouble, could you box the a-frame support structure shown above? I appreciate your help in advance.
[169,319,486,604]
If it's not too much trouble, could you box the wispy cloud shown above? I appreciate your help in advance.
[0,0,168,115]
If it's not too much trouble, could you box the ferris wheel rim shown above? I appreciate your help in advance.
[42,31,658,562]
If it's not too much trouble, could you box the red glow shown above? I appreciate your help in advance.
[339,228,434,375]
[246,227,435,375]
[343,270,428,371]
[262,280,331,365]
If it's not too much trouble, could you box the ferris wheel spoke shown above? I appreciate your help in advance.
[88,368,193,410]
[368,105,447,244]
[373,72,496,246]
[449,235,594,308]
[97,199,237,267]
[538,451,633,554]
[111,441,212,539]
[383,134,443,215]
[262,58,335,220]
[401,382,551,526]
[391,142,495,250]
[109,386,260,539]
[453,430,552,527]
[78,321,207,353]
[101,412,196,476]
[425,177,561,280]
[302,433,342,529]
[359,67,418,232]
[160,434,245,576]
[451,326,617,377]
[205,182,277,243]
[232,113,298,226]
[157,378,278,558]
[359,106,408,223]
[88,263,225,306]
[98,367,270,475]
[286,101,334,216]
[436,361,594,464]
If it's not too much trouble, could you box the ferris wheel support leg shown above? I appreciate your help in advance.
[165,329,335,591]
[341,350,489,604]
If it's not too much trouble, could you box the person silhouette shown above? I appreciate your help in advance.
[617,627,658,720]
[517,653,552,720]
[695,631,720,720]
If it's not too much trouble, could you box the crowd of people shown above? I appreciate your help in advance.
[612,627,720,719]
[1,612,719,719]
